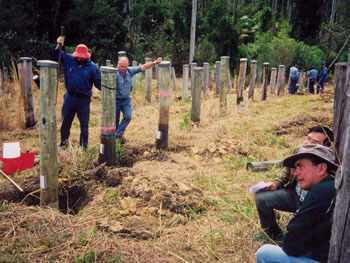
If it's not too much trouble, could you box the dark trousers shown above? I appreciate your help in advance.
[60,93,91,148]
[308,79,315,94]
[288,77,299,94]
[255,188,301,231]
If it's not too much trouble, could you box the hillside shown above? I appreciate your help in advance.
[0,79,334,263]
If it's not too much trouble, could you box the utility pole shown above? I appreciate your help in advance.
[189,0,197,65]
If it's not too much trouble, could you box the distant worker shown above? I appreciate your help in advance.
[288,65,299,94]
[307,66,318,94]
[115,56,162,144]
[317,62,328,94]
[52,36,101,149]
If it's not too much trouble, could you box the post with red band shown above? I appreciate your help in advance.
[156,61,171,150]
[99,66,117,165]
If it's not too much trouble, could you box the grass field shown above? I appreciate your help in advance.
[0,74,334,262]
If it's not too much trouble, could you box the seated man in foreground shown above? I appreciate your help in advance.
[256,144,338,263]
[254,126,333,240]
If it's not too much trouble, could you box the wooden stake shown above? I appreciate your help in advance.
[182,64,189,100]
[191,67,203,122]
[261,62,269,101]
[215,61,220,95]
[0,169,24,192]
[219,56,229,114]
[237,58,248,104]
[277,65,286,96]
[269,67,277,95]
[145,57,152,103]
[248,60,257,100]
[203,62,209,95]
[37,60,59,209]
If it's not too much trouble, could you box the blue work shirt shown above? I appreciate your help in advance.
[319,67,328,82]
[290,66,299,79]
[52,47,101,98]
[308,69,318,80]
[116,66,142,99]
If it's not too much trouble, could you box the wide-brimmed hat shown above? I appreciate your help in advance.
[72,44,91,59]
[283,144,338,172]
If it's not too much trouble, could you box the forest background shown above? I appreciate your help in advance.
[1,0,350,74]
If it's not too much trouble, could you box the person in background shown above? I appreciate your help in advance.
[254,126,333,241]
[52,36,101,149]
[256,144,338,263]
[115,56,162,144]
[317,62,328,94]
[288,65,299,94]
[307,66,318,94]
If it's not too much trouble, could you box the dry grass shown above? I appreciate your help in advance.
[0,74,334,263]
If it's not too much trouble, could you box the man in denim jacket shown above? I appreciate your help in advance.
[115,56,162,143]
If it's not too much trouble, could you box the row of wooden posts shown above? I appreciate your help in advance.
[7,54,294,208]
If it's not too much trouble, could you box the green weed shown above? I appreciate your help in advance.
[115,140,124,162]
[180,110,191,128]
[74,250,95,263]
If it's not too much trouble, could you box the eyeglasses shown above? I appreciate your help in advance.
[305,135,321,144]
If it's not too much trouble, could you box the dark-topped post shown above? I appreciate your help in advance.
[156,61,171,150]
[182,64,189,100]
[99,66,117,166]
[219,56,229,114]
[237,58,248,105]
[248,60,257,100]
[118,51,126,60]
[191,67,203,122]
[19,57,36,127]
[145,57,152,103]
[261,62,269,101]
[37,60,59,209]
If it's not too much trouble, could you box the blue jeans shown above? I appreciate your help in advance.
[255,188,301,231]
[308,79,315,94]
[289,77,298,94]
[317,79,325,94]
[116,97,132,136]
[61,93,91,148]
[256,244,319,263]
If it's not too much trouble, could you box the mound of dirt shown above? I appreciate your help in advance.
[274,113,332,136]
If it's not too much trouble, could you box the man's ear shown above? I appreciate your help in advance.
[318,163,328,174]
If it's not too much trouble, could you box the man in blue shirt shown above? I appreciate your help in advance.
[307,66,318,94]
[53,36,101,149]
[256,144,338,263]
[288,65,299,94]
[317,62,328,94]
[116,56,162,143]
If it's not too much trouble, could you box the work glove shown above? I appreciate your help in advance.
[56,36,65,46]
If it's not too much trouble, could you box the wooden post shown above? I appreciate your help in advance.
[0,69,3,91]
[156,61,171,150]
[276,65,286,96]
[189,0,197,65]
[228,71,233,90]
[145,57,152,103]
[261,62,269,101]
[132,60,137,92]
[190,62,197,95]
[219,56,229,114]
[98,66,117,166]
[328,62,350,262]
[191,67,203,122]
[171,67,178,91]
[3,67,8,84]
[287,67,291,90]
[19,57,36,128]
[269,67,277,95]
[203,62,209,95]
[299,71,304,89]
[118,51,126,60]
[182,64,189,100]
[155,64,159,91]
[215,61,220,95]
[237,58,248,105]
[106,60,111,67]
[37,60,59,209]
[257,68,262,90]
[248,60,257,100]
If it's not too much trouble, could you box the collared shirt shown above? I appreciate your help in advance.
[308,69,318,80]
[319,67,328,82]
[290,66,299,79]
[52,47,101,98]
[116,66,142,99]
